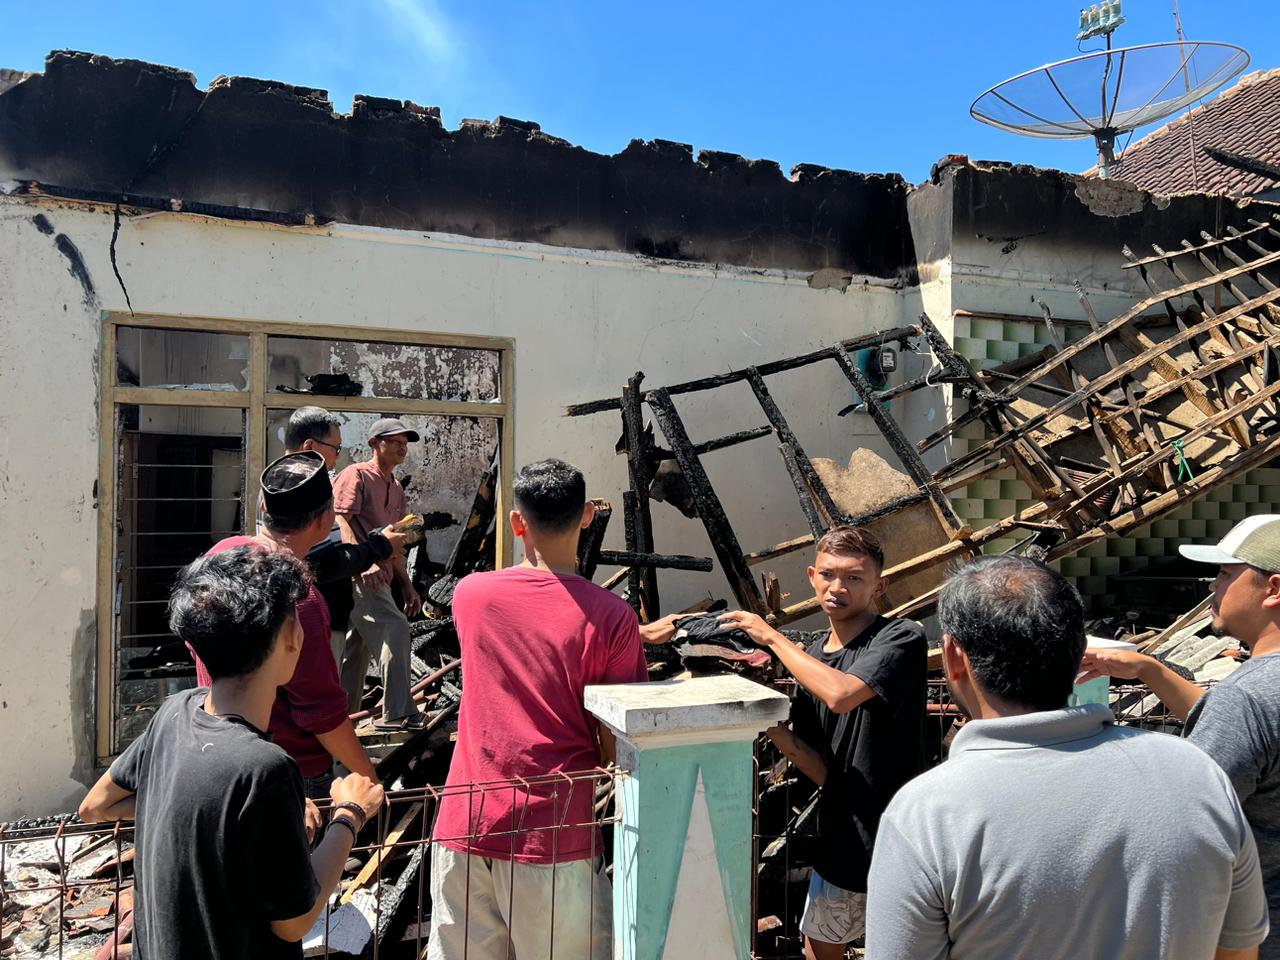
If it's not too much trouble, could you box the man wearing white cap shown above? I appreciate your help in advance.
[1081,514,1280,959]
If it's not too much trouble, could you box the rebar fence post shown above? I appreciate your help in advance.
[586,675,789,960]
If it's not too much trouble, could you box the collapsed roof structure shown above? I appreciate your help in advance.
[570,214,1280,630]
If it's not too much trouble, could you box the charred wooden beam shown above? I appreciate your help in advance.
[564,325,920,416]
[620,374,661,618]
[743,489,935,568]
[596,549,714,572]
[1121,218,1278,270]
[745,534,816,566]
[1008,249,1280,397]
[777,442,829,538]
[832,344,969,536]
[622,491,642,616]
[692,424,773,455]
[576,499,612,580]
[645,387,767,613]
[745,366,846,527]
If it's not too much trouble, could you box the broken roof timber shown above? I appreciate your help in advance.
[570,218,1280,625]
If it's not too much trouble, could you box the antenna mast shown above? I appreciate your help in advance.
[1076,2,1127,174]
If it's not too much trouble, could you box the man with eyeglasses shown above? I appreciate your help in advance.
[284,406,409,680]
[332,418,424,730]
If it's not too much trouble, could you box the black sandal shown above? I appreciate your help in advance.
[372,712,427,731]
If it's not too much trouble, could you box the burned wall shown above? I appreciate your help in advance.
[0,51,916,279]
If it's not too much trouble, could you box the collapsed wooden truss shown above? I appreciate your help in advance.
[567,214,1280,624]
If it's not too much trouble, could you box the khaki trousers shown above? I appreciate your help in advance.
[426,845,612,960]
[345,581,414,721]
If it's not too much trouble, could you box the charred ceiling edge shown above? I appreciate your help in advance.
[0,50,916,277]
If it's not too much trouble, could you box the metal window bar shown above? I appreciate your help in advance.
[0,769,621,960]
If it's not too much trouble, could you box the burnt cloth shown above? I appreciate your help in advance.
[672,613,758,655]
[789,616,926,892]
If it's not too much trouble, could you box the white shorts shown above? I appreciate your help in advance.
[426,844,612,960]
[799,869,866,946]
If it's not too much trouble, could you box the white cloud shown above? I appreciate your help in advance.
[374,0,462,71]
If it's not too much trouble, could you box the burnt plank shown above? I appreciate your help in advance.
[744,366,845,526]
[691,424,774,455]
[565,325,920,416]
[831,348,968,534]
[777,442,829,539]
[621,374,661,618]
[576,499,612,580]
[596,550,714,571]
[645,388,767,613]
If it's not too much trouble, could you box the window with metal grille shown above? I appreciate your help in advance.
[97,315,514,761]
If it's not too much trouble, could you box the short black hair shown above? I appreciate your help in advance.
[285,406,340,451]
[169,548,310,679]
[815,525,885,571]
[261,457,334,535]
[513,459,586,533]
[938,555,1086,712]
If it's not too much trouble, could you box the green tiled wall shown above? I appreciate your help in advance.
[944,316,1280,608]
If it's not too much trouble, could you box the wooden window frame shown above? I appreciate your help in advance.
[95,311,515,762]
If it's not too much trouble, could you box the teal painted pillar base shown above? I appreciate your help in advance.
[586,675,789,960]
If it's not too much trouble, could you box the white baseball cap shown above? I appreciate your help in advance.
[1179,515,1280,572]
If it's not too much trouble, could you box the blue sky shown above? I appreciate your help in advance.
[0,0,1274,183]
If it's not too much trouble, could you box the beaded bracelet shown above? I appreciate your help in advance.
[332,801,367,828]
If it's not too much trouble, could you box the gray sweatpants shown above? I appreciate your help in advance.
[345,581,415,722]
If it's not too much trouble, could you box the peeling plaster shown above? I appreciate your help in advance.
[329,342,499,403]
[807,268,853,292]
[1072,178,1149,218]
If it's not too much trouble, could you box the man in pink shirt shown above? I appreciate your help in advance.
[427,459,647,960]
[332,418,423,729]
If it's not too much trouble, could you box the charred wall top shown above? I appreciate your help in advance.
[0,51,915,278]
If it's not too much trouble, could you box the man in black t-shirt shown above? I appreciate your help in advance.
[79,548,385,960]
[723,525,926,960]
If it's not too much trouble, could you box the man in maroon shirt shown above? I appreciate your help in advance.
[428,459,647,960]
[332,418,422,730]
[192,452,377,799]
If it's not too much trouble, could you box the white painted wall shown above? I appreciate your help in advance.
[0,195,910,817]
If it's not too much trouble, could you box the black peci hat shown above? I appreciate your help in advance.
[260,451,333,517]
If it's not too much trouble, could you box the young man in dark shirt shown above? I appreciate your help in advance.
[79,548,385,960]
[722,525,926,960]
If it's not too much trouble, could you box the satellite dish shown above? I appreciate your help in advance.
[971,40,1250,176]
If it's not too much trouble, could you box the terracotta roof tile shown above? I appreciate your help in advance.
[1089,68,1280,196]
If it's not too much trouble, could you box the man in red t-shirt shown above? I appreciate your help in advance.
[192,452,377,799]
[427,459,647,960]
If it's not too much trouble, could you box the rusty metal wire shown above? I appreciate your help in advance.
[1,768,622,959]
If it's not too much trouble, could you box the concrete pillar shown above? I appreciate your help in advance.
[585,675,790,960]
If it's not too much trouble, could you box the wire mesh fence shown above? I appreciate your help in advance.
[0,768,622,960]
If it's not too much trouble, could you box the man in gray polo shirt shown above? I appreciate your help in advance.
[1081,515,1280,959]
[866,555,1267,960]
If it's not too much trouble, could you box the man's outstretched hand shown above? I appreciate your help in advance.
[1077,648,1153,684]
[639,613,681,645]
